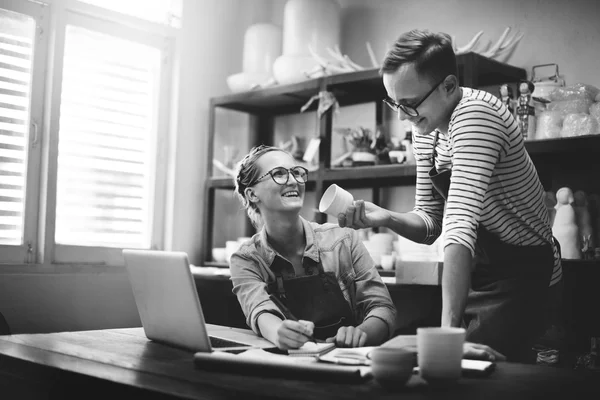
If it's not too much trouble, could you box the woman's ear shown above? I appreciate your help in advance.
[245,187,259,203]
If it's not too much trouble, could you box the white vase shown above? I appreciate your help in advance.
[243,23,282,75]
[282,0,341,56]
[553,187,582,259]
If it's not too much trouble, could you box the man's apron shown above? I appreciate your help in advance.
[268,259,355,340]
[428,130,554,362]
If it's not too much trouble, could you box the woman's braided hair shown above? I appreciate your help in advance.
[234,145,288,229]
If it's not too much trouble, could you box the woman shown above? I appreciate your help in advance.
[230,145,396,350]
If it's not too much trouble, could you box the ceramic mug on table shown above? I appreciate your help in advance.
[417,327,465,384]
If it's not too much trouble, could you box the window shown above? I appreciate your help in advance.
[0,0,180,266]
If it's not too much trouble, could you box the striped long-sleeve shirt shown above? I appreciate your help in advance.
[410,87,562,286]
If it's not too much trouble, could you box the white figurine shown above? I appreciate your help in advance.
[552,187,581,259]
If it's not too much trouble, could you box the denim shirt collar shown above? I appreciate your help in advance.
[258,216,320,268]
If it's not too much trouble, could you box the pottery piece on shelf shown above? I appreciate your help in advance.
[243,23,282,75]
[272,54,319,85]
[273,0,341,84]
[552,187,582,259]
[227,23,282,93]
[282,0,341,57]
[226,72,272,93]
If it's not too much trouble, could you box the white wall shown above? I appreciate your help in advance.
[341,0,600,87]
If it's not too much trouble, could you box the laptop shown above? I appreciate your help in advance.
[123,249,268,352]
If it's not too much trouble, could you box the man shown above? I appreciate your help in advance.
[338,29,562,362]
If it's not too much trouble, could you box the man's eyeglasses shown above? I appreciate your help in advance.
[253,166,309,186]
[383,79,445,117]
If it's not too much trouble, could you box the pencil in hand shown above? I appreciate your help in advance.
[268,294,317,343]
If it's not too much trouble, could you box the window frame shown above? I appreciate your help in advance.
[1,0,177,267]
[0,0,49,264]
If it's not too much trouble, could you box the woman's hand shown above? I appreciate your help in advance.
[463,342,506,361]
[275,320,315,350]
[337,200,389,230]
[326,326,367,348]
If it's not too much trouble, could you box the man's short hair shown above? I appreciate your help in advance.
[380,29,458,85]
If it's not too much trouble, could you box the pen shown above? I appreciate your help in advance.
[268,294,317,343]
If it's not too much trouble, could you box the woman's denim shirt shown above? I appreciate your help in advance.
[230,217,397,338]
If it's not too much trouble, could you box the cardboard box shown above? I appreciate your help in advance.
[395,261,443,285]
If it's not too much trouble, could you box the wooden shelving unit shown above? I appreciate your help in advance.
[202,52,530,263]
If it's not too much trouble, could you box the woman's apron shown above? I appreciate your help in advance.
[267,259,355,340]
[428,130,554,362]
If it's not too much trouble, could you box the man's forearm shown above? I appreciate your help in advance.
[382,211,428,242]
[441,244,472,327]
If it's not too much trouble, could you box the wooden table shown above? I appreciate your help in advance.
[0,326,598,399]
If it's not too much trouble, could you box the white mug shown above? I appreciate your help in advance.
[417,327,465,383]
[318,184,354,218]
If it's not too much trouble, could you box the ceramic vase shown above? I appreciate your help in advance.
[553,187,582,259]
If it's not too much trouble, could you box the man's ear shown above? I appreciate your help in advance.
[443,75,459,94]
[245,187,259,203]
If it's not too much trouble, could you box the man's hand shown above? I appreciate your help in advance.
[337,200,389,230]
[463,342,506,361]
[275,320,315,350]
[326,326,367,348]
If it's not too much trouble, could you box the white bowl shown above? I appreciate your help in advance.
[351,152,377,163]
[212,247,227,263]
[272,55,319,85]
[226,72,272,93]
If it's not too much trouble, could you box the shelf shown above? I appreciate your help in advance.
[525,135,600,155]
[322,164,417,186]
[210,52,526,115]
[456,52,526,87]
[211,78,321,114]
[207,177,235,189]
[561,259,600,267]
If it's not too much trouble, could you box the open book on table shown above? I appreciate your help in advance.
[288,341,335,357]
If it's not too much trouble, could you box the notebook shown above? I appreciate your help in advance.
[122,249,272,352]
[288,341,335,357]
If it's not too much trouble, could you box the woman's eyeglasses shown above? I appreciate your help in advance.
[383,79,445,117]
[253,166,309,186]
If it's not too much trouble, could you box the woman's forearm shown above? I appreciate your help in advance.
[256,312,284,345]
[357,317,390,346]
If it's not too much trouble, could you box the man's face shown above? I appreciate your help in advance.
[383,63,449,135]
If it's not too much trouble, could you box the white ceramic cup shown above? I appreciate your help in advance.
[225,240,241,263]
[380,254,395,270]
[318,184,354,218]
[417,327,465,383]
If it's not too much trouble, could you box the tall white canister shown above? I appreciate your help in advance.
[243,23,282,75]
[282,0,341,56]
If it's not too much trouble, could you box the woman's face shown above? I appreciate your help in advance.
[250,151,306,215]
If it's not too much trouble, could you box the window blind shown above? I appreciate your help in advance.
[0,9,35,246]
[55,25,161,248]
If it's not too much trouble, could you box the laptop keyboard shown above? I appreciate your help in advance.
[209,336,250,348]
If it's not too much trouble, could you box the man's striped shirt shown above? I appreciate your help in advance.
[410,87,562,285]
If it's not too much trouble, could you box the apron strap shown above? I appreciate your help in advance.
[275,275,287,300]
